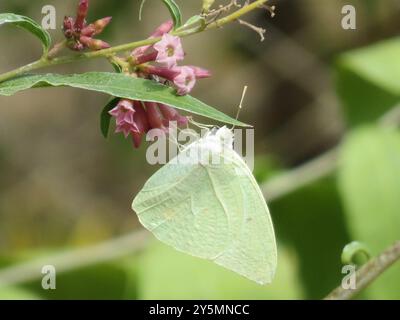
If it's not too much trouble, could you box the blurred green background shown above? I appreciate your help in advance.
[0,0,399,299]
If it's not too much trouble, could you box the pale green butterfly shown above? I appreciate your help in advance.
[132,126,277,285]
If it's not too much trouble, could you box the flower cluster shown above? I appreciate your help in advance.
[130,21,211,96]
[63,0,111,51]
[109,21,212,148]
[109,100,189,148]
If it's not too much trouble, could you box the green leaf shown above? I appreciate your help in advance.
[0,13,51,54]
[100,97,120,138]
[0,286,42,300]
[338,126,400,299]
[336,37,400,126]
[138,0,147,21]
[179,15,205,30]
[0,72,248,126]
[162,0,182,29]
[110,62,123,74]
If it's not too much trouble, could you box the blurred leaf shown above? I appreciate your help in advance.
[0,286,41,300]
[338,126,400,299]
[0,13,51,54]
[336,38,400,126]
[136,241,304,299]
[0,72,247,127]
[270,175,352,299]
[253,155,282,183]
[162,0,182,29]
[100,97,120,138]
[22,262,131,300]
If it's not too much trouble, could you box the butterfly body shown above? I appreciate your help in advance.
[132,127,277,284]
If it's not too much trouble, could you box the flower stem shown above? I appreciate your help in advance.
[0,0,269,83]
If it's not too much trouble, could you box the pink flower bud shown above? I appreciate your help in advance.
[133,51,158,65]
[153,34,185,68]
[134,101,150,131]
[80,36,110,50]
[158,104,188,127]
[93,16,112,35]
[188,66,212,79]
[150,20,174,38]
[68,41,85,51]
[63,16,75,38]
[131,101,150,148]
[144,102,167,131]
[142,65,180,81]
[81,24,96,37]
[75,0,89,30]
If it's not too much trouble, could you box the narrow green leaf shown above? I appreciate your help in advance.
[162,0,182,29]
[101,97,120,138]
[0,72,248,126]
[110,62,123,74]
[139,0,147,21]
[0,13,51,54]
[177,15,205,31]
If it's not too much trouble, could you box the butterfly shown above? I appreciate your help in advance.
[132,126,277,284]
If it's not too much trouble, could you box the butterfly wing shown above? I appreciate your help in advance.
[132,145,243,260]
[132,138,277,284]
[212,149,277,284]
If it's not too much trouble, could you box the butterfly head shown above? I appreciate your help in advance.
[214,126,234,149]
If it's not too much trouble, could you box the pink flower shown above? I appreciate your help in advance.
[153,34,185,68]
[132,20,174,57]
[109,99,188,148]
[143,65,196,95]
[109,99,138,138]
[172,66,196,95]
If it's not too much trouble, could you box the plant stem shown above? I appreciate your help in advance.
[325,241,400,300]
[0,0,269,84]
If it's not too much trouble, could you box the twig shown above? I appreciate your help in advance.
[0,230,149,287]
[238,19,266,41]
[325,241,400,300]
[0,0,270,83]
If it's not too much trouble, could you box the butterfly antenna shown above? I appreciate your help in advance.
[232,85,248,130]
